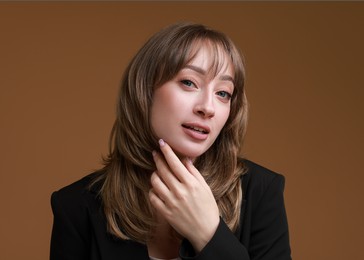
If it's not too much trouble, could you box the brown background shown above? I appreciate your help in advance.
[0,2,363,259]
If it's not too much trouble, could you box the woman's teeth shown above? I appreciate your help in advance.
[185,125,207,133]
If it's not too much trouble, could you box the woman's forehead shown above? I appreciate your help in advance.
[185,41,234,77]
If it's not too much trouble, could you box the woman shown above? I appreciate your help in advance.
[50,22,291,260]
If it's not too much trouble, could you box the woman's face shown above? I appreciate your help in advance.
[150,44,234,159]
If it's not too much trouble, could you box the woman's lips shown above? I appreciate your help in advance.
[181,123,210,140]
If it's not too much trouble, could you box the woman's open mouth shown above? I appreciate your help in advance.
[182,124,209,134]
[181,123,210,140]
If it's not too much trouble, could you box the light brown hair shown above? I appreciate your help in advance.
[94,22,248,243]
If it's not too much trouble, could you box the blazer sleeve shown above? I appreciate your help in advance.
[180,218,250,260]
[50,191,91,260]
[179,174,291,260]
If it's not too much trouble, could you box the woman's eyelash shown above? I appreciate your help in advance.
[180,79,195,87]
[216,91,232,99]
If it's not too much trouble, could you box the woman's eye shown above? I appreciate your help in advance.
[216,91,232,100]
[181,79,195,88]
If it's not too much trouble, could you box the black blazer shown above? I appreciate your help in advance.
[50,160,291,260]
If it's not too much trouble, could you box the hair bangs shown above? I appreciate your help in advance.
[153,25,237,89]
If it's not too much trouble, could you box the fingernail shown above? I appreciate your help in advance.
[158,139,165,147]
[152,150,157,157]
[187,157,193,164]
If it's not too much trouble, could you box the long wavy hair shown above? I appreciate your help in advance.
[94,22,249,244]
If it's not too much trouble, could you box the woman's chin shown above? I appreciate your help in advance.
[171,146,205,161]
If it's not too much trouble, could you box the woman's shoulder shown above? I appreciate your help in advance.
[51,170,104,212]
[54,171,102,194]
[50,171,107,257]
[242,159,285,180]
[240,158,286,199]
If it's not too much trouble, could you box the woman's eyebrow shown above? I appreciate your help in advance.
[184,65,234,83]
[219,75,234,84]
[185,65,206,75]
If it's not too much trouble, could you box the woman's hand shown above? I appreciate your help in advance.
[149,139,220,252]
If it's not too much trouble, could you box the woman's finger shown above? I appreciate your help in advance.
[152,151,182,191]
[150,171,171,203]
[149,189,170,216]
[184,158,206,184]
[157,139,193,183]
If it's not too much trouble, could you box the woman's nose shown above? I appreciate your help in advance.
[193,92,215,118]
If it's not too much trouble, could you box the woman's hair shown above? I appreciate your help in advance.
[94,22,249,243]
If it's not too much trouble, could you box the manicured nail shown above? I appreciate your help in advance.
[158,139,165,147]
[187,157,192,164]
